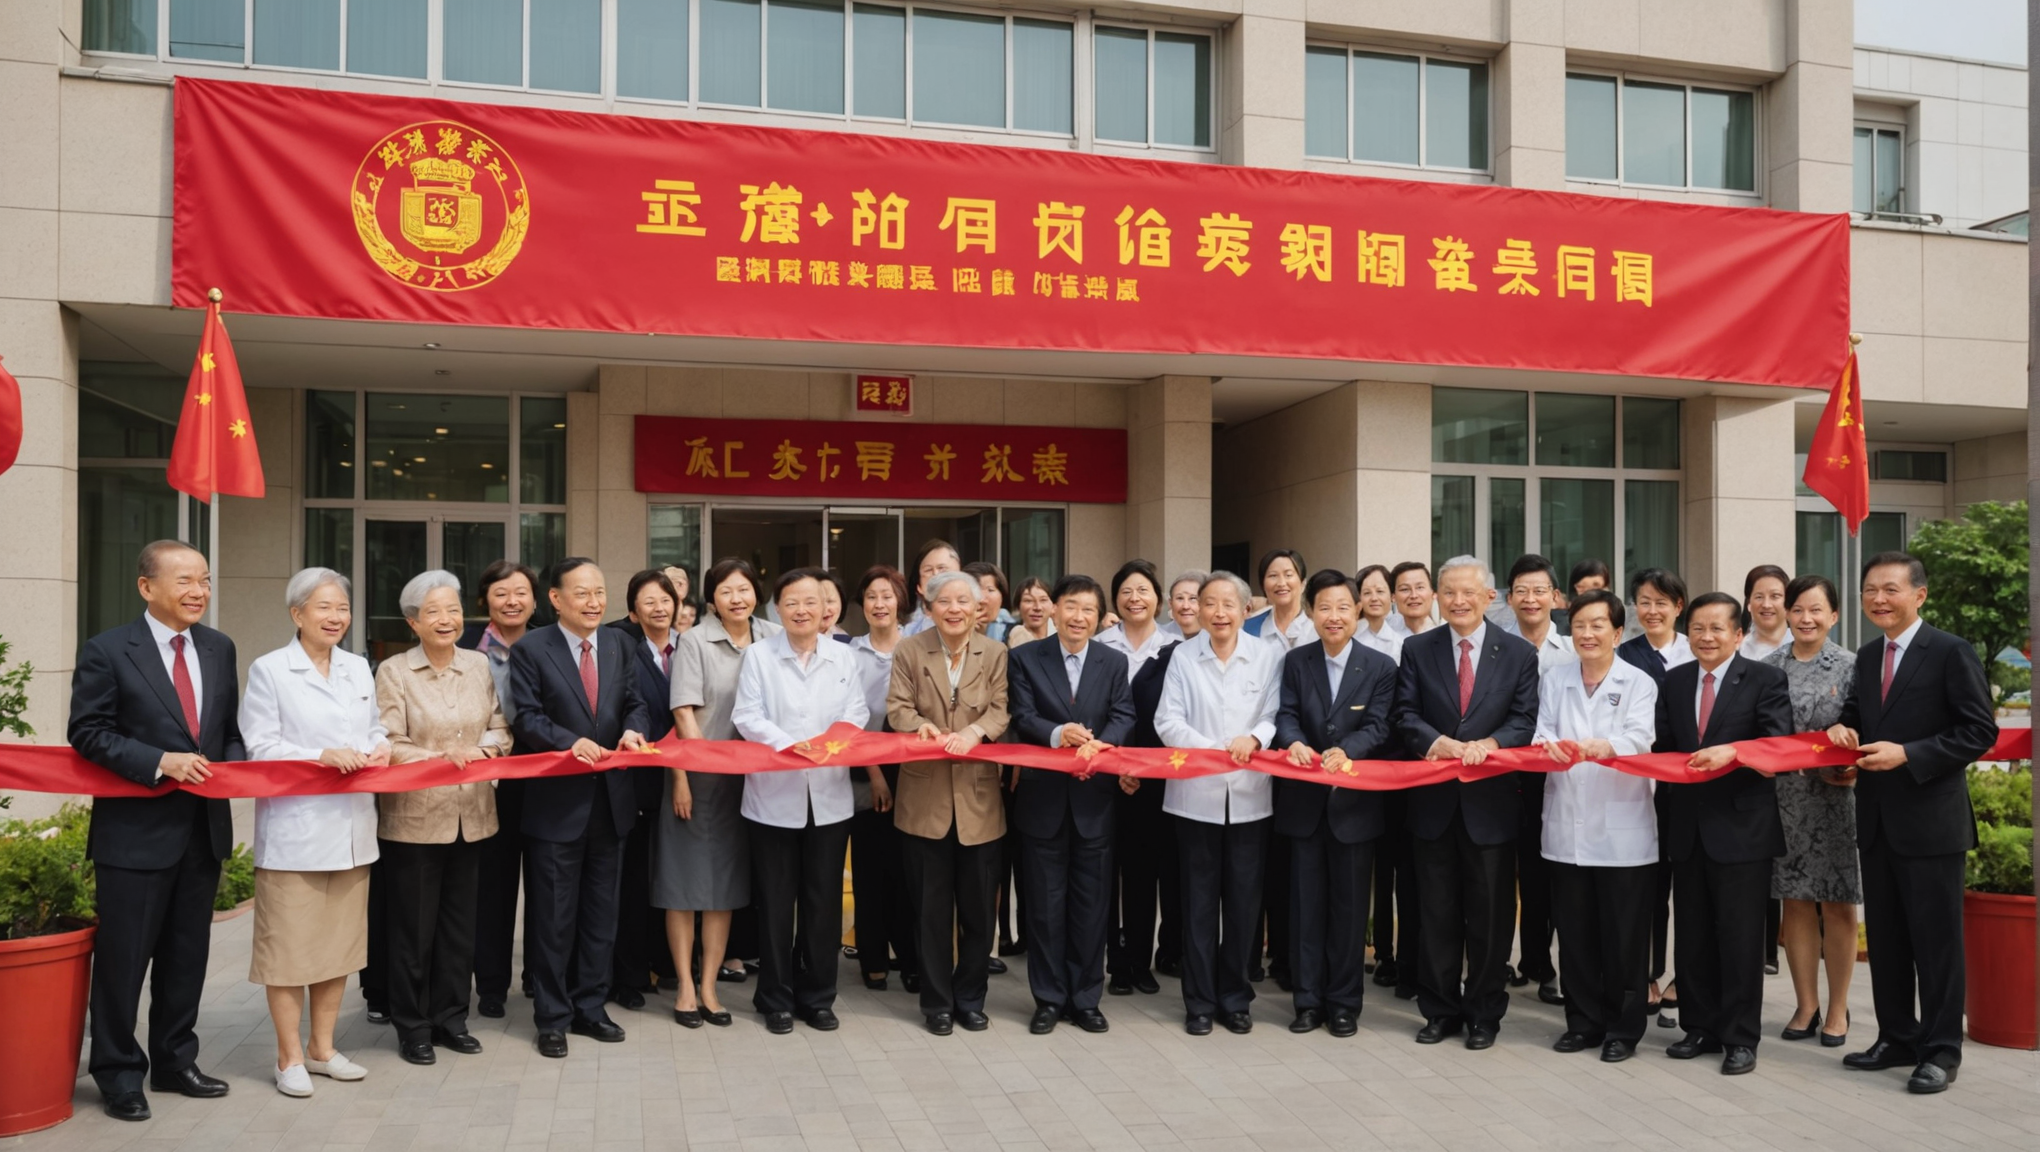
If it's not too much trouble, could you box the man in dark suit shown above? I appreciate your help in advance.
[1008,574,1136,1034]
[508,558,651,1058]
[1274,570,1399,1037]
[1395,556,1540,1050]
[1828,552,1998,1094]
[67,540,239,1121]
[1652,591,1793,1076]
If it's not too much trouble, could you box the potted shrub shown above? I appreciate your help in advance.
[1964,761,2035,1049]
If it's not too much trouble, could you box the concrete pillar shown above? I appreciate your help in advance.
[218,386,301,685]
[1127,375,1212,581]
[1493,0,1567,190]
[1681,395,1798,597]
[1767,0,1855,213]
[1220,9,1305,170]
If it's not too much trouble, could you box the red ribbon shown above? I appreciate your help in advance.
[0,727,2024,802]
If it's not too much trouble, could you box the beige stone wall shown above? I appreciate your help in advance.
[1126,377,1212,582]
[1953,431,2029,511]
[1852,227,2027,411]
[216,387,303,682]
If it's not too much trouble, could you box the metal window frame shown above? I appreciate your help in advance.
[1301,39,1493,174]
[1090,21,1218,153]
[645,494,1070,574]
[1564,67,1763,198]
[1852,122,1907,215]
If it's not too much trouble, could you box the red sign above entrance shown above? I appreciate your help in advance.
[635,416,1126,504]
[854,374,912,415]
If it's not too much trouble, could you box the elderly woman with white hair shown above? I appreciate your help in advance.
[241,567,389,1098]
[373,569,508,1066]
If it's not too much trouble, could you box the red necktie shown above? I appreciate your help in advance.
[1880,640,1897,702]
[1457,638,1475,714]
[661,643,674,676]
[579,639,599,713]
[1698,671,1717,738]
[170,633,200,738]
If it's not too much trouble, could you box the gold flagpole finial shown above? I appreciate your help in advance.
[1847,332,1862,346]
[207,287,223,304]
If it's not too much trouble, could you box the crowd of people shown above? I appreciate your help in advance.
[64,535,2000,1120]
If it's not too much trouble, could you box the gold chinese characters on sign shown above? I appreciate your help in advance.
[353,120,531,291]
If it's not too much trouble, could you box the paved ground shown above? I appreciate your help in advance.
[20,899,2039,1152]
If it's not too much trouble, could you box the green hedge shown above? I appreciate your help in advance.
[1967,762,2034,896]
[0,798,257,936]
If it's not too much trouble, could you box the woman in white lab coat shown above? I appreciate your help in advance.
[1534,588,1659,1065]
[241,567,389,1098]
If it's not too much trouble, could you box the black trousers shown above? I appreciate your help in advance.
[1288,824,1375,1014]
[1176,816,1268,1017]
[1861,835,1967,1067]
[362,854,388,1007]
[1371,792,1421,991]
[1263,832,1291,977]
[1109,780,1180,978]
[380,835,481,1044]
[1411,810,1516,1028]
[1514,776,1556,984]
[1019,809,1114,1012]
[849,767,917,979]
[88,832,220,1094]
[1649,859,1674,984]
[474,779,528,1000]
[995,775,1026,949]
[523,794,624,1032]
[903,826,1001,1015]
[610,808,668,994]
[1670,852,1771,1050]
[1549,860,1654,1042]
[749,815,851,1015]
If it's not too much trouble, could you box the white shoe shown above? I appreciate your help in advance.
[274,1063,313,1098]
[305,1051,367,1081]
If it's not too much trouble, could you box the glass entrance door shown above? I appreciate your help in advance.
[824,508,904,632]
[362,516,511,665]
[710,506,826,589]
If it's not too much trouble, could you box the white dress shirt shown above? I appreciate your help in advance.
[1537,658,1661,867]
[1355,619,1403,664]
[242,640,386,871]
[848,633,898,733]
[1881,617,1925,676]
[1738,633,1787,662]
[1501,617,1578,673]
[1443,621,1489,678]
[731,631,871,828]
[1322,641,1352,697]
[1691,657,1737,729]
[1647,633,1694,672]
[1047,639,1090,749]
[1096,622,1171,682]
[1252,608,1315,653]
[143,612,204,728]
[1156,632,1282,825]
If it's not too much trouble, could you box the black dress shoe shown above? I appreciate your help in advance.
[799,1008,840,1032]
[1154,957,1182,978]
[432,1027,483,1054]
[1107,975,1133,996]
[1667,1034,1724,1060]
[365,1003,391,1025]
[1328,1009,1358,1038]
[1068,1008,1109,1033]
[1248,964,1267,983]
[1537,982,1565,1006]
[1465,1025,1497,1051]
[1507,966,1530,988]
[999,940,1028,957]
[1907,1061,1956,1094]
[400,1040,437,1065]
[478,996,506,1019]
[1552,1031,1599,1053]
[1372,959,1399,987]
[1184,1014,1213,1036]
[1271,966,1294,993]
[958,1010,990,1032]
[1820,1014,1850,1048]
[1133,973,1161,995]
[1720,1046,1756,1075]
[1601,1039,1636,1063]
[673,1007,703,1028]
[902,973,922,994]
[765,1012,795,1035]
[862,973,889,991]
[987,956,1009,976]
[1289,1009,1323,1034]
[703,1007,733,1027]
[610,985,646,1011]
[1030,1005,1060,1034]
[535,1031,569,1058]
[1844,1040,1917,1071]
[1415,1018,1463,1044]
[717,966,749,984]
[1781,1009,1822,1041]
[151,1065,229,1098]
[103,1091,150,1121]
[925,1012,954,1036]
[570,1015,626,1043]
[1221,1011,1253,1035]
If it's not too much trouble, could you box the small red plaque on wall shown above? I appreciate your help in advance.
[855,374,912,415]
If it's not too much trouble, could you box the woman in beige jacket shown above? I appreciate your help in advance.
[887,570,1011,1035]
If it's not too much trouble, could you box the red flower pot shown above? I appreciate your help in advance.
[0,924,94,1135]
[1963,890,2038,1050]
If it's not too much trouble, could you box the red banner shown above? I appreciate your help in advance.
[635,415,1124,502]
[171,79,1849,389]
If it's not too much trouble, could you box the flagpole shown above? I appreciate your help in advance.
[206,287,223,631]
[1844,332,1862,649]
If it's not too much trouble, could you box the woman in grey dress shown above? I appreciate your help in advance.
[659,558,780,1028]
[1762,573,1859,1047]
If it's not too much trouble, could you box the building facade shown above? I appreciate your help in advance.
[0,0,2026,752]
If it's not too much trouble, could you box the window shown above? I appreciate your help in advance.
[1566,72,1755,192]
[1305,45,1489,171]
[1431,389,1679,583]
[1870,449,1947,483]
[1095,26,1213,149]
[1853,125,1905,215]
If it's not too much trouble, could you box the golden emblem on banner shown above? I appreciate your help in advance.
[351,119,530,292]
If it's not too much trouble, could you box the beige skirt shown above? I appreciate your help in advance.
[249,865,370,987]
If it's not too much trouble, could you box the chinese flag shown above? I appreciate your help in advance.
[167,297,265,500]
[1802,351,1868,534]
[0,356,21,476]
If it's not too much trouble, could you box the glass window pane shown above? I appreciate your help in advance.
[364,393,510,502]
[86,0,159,54]
[1013,19,1073,134]
[648,504,704,574]
[305,507,354,578]
[1431,475,1475,575]
[365,519,427,663]
[306,389,357,500]
[1862,511,1907,557]
[442,521,508,609]
[1426,59,1488,170]
[1535,392,1616,468]
[1000,508,1064,589]
[1875,129,1903,213]
[79,466,181,646]
[1354,51,1419,164]
[1304,46,1347,158]
[520,396,568,505]
[169,0,244,61]
[700,0,762,106]
[1795,511,1841,585]
[617,0,689,100]
[1490,477,1525,568]
[768,0,846,113]
[1623,397,1680,469]
[253,0,338,69]
[444,0,523,85]
[1565,73,1617,179]
[1691,87,1754,191]
[913,9,1004,128]
[531,0,601,92]
[521,512,568,585]
[79,366,182,458]
[1623,80,1686,186]
[1852,127,1874,213]
[853,4,905,118]
[1153,32,1210,148]
[1093,26,1147,143]
[1432,387,1528,465]
[1540,477,1614,583]
[347,0,427,77]
[1624,480,1679,577]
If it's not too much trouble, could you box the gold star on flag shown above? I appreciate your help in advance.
[200,351,215,372]
[196,392,213,405]
[228,419,249,438]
